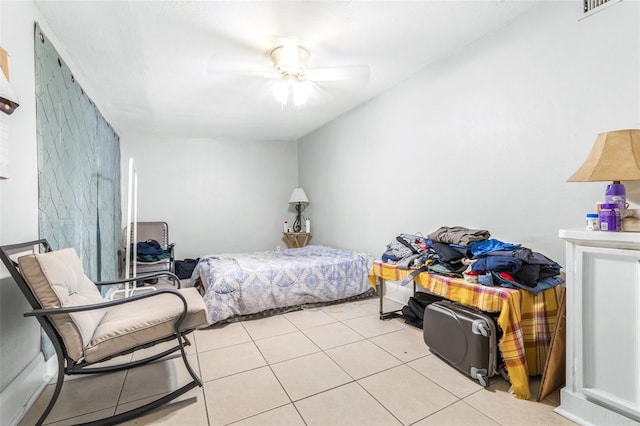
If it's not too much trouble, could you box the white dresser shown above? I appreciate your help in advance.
[557,229,640,425]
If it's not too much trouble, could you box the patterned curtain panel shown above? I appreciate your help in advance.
[96,118,122,280]
[35,23,121,281]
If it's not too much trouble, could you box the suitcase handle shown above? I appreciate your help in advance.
[472,320,491,337]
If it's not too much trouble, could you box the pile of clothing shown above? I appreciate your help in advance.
[136,239,171,262]
[381,226,563,295]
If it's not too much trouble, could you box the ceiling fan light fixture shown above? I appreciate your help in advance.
[273,75,310,107]
[293,81,311,107]
[274,79,290,105]
[270,44,309,77]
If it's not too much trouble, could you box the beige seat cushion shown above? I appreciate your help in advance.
[19,247,208,364]
[85,287,207,363]
[19,248,106,361]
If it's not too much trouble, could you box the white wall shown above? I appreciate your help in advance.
[120,134,298,258]
[0,5,48,422]
[0,1,51,423]
[0,2,115,424]
[0,0,40,245]
[298,0,640,265]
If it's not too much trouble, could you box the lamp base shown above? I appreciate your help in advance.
[293,203,304,232]
[605,182,626,209]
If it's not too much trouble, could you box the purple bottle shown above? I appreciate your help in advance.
[605,182,626,211]
[599,203,620,231]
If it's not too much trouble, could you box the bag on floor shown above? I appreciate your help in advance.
[401,291,445,328]
[175,258,200,279]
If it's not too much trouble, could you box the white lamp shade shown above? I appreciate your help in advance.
[289,187,309,204]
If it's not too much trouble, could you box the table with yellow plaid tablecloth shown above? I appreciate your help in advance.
[369,260,563,400]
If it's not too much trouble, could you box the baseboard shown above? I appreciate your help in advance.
[556,388,640,426]
[0,353,56,426]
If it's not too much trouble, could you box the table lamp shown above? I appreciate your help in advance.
[567,129,640,207]
[288,187,309,232]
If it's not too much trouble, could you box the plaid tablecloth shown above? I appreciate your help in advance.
[369,261,563,400]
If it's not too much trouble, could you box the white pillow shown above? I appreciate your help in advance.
[35,248,106,346]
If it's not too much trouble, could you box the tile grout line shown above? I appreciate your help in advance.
[239,318,302,424]
[192,330,213,426]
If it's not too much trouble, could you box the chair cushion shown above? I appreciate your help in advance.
[18,248,106,361]
[85,287,207,363]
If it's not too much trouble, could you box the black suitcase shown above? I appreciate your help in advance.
[423,300,504,387]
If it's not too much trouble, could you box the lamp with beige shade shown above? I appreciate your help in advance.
[568,129,640,231]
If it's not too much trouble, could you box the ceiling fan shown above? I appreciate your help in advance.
[267,42,370,107]
[269,43,313,106]
[209,39,370,108]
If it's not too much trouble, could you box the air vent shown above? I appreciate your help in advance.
[580,0,622,19]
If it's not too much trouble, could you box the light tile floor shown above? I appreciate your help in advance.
[20,297,576,426]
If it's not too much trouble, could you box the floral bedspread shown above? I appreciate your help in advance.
[191,245,373,324]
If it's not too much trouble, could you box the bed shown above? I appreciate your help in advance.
[190,245,375,324]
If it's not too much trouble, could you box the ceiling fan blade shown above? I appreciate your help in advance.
[205,62,279,80]
[304,65,370,83]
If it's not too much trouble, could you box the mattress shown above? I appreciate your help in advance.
[191,245,374,324]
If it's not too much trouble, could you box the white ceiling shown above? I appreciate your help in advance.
[34,0,538,142]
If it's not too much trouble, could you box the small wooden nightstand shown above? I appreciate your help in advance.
[283,232,311,248]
